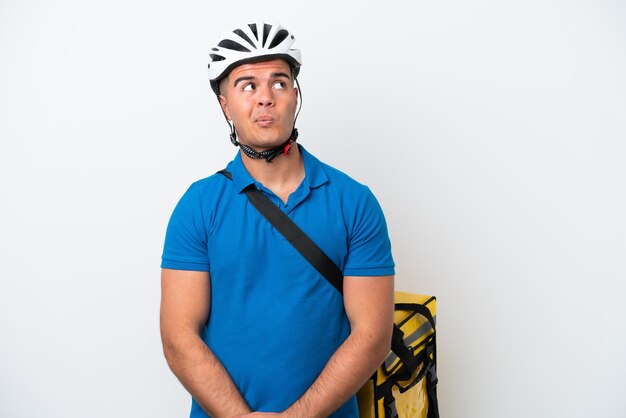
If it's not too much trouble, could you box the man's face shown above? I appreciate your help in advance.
[218,59,298,151]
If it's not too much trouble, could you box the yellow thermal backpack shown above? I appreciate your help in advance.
[357,292,438,418]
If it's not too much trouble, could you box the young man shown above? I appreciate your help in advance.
[160,22,395,418]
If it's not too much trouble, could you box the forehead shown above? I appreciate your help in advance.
[228,59,292,79]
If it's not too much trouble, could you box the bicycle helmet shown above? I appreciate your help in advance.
[208,21,302,95]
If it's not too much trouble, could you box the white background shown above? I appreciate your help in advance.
[1,1,625,417]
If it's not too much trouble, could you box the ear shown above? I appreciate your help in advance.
[218,95,231,120]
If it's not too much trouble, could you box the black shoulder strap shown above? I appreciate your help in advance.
[218,169,343,294]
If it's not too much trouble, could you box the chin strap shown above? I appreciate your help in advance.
[220,78,303,163]
[231,128,298,163]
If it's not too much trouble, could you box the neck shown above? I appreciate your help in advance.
[241,143,305,203]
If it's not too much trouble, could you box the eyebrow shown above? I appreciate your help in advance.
[233,76,255,87]
[232,72,292,87]
[272,72,291,80]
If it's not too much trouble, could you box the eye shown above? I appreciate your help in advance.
[243,83,255,91]
[273,81,286,89]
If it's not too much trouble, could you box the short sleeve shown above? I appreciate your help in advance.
[342,188,395,277]
[161,183,210,271]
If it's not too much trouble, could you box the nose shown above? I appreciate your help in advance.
[257,85,274,107]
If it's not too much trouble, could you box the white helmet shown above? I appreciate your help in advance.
[208,21,302,95]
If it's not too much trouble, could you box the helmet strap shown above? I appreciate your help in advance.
[239,129,298,163]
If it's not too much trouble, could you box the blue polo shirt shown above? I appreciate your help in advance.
[161,145,394,417]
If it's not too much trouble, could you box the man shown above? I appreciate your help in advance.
[160,22,395,418]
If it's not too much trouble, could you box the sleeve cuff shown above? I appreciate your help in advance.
[342,265,395,277]
[160,258,210,272]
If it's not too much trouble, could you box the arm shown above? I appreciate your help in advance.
[160,268,252,417]
[258,275,393,418]
[283,275,394,417]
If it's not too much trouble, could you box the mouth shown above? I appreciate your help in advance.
[255,115,275,127]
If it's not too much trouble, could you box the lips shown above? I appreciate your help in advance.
[255,115,275,127]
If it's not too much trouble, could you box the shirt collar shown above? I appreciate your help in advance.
[299,144,328,189]
[226,151,256,194]
[225,144,329,194]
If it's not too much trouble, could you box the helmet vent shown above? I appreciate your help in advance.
[233,29,255,48]
[248,23,259,40]
[217,39,251,52]
[269,29,289,49]
[210,53,225,62]
[262,24,272,47]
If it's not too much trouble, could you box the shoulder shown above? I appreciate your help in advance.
[313,159,389,239]
[179,172,232,203]
[187,171,230,194]
[170,172,234,222]
[322,162,366,187]
[318,160,378,205]
[301,145,371,195]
